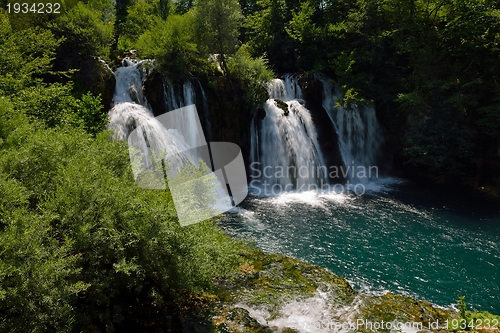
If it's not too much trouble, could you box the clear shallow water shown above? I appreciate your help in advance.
[222,179,500,313]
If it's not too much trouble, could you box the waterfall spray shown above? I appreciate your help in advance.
[250,76,328,194]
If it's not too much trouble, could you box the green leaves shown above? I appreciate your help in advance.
[228,44,274,106]
[50,1,114,57]
[118,0,160,50]
[194,0,244,74]
[137,13,199,79]
[402,110,474,175]
[0,15,61,95]
[75,92,108,136]
[0,97,245,331]
[14,83,79,128]
[287,0,320,43]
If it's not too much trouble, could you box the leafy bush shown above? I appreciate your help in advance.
[13,83,80,128]
[448,296,500,330]
[11,83,107,135]
[75,92,108,136]
[0,14,61,95]
[136,13,200,79]
[0,97,244,332]
[228,44,274,106]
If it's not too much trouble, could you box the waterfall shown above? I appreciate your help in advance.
[162,80,204,153]
[163,79,196,111]
[163,79,212,141]
[108,60,194,176]
[196,80,212,141]
[107,59,233,218]
[111,60,149,108]
[320,79,382,184]
[250,75,328,193]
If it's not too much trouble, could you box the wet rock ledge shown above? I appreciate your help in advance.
[172,248,500,333]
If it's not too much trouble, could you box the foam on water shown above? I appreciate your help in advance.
[236,289,364,333]
[269,190,326,206]
[236,286,449,333]
[245,183,400,206]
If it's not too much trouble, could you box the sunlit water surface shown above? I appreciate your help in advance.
[222,179,500,313]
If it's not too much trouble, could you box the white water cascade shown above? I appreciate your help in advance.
[321,79,383,184]
[164,79,212,142]
[250,75,328,193]
[108,60,232,212]
[108,60,193,176]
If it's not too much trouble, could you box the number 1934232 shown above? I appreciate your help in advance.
[6,2,61,14]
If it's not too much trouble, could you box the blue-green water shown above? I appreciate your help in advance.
[222,180,500,313]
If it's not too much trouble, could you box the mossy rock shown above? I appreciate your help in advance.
[213,248,357,325]
[275,99,289,116]
[201,247,472,332]
[358,292,455,327]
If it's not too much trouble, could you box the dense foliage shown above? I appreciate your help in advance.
[0,98,244,331]
[0,7,246,331]
[3,0,500,184]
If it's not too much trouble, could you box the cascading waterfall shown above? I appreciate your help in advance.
[251,75,328,193]
[250,74,384,194]
[320,79,382,184]
[108,59,232,210]
[111,59,149,108]
[108,60,194,175]
[163,79,195,111]
[162,78,231,208]
[162,80,202,155]
[163,78,212,143]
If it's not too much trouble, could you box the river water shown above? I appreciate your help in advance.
[222,180,500,313]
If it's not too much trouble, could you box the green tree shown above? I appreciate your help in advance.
[0,13,61,95]
[118,0,161,50]
[174,0,195,14]
[246,0,296,73]
[49,1,113,68]
[137,12,200,79]
[195,0,244,75]
[114,0,134,51]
